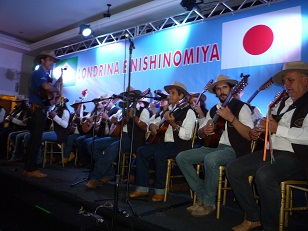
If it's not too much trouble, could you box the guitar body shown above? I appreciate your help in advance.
[148,122,169,144]
[109,122,122,137]
[40,89,58,106]
[81,116,94,133]
[204,117,226,148]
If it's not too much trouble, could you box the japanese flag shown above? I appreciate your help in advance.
[221,6,302,69]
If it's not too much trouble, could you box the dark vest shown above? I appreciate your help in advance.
[53,107,70,144]
[97,106,119,137]
[172,106,192,152]
[9,107,27,131]
[209,99,252,157]
[127,107,149,152]
[289,92,308,180]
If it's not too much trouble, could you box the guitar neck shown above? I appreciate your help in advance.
[246,90,259,104]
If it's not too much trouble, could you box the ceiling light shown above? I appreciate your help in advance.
[79,24,93,38]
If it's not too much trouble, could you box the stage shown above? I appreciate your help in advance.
[1,159,307,231]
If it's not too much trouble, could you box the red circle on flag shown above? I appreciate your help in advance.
[243,25,274,55]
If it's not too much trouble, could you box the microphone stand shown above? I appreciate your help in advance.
[70,99,100,187]
[111,36,139,231]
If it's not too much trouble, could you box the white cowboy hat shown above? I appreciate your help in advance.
[207,75,238,94]
[273,61,308,86]
[164,81,189,96]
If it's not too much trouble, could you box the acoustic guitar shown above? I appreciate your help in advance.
[251,89,287,152]
[109,88,150,137]
[40,69,64,106]
[204,73,249,148]
[147,95,190,144]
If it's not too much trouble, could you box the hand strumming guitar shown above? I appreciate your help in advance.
[249,115,278,141]
[48,110,57,119]
[216,106,235,123]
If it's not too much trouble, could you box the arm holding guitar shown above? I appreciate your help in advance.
[41,82,60,94]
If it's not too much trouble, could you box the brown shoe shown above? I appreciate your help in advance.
[23,170,47,178]
[186,199,203,213]
[85,179,99,189]
[191,205,216,217]
[232,220,261,231]
[129,191,148,198]
[151,194,164,202]
[100,177,113,183]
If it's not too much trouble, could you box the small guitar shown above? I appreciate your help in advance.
[204,73,249,148]
[193,79,214,106]
[109,88,151,137]
[246,77,273,104]
[40,69,64,106]
[147,95,190,144]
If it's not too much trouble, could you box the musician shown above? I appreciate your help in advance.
[85,87,150,189]
[226,61,308,231]
[176,75,254,215]
[74,100,104,167]
[61,100,87,164]
[0,95,29,156]
[129,81,196,202]
[24,50,60,178]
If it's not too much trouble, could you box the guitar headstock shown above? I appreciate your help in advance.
[269,90,287,109]
[231,73,249,95]
[258,77,273,91]
[141,88,151,97]
[204,79,214,92]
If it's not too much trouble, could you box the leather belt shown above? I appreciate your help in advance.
[30,104,45,112]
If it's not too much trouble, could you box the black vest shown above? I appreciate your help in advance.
[288,92,308,180]
[209,99,252,157]
[53,107,70,144]
[172,106,192,152]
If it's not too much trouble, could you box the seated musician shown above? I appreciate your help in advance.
[226,61,308,231]
[129,81,196,202]
[85,87,150,189]
[74,100,104,167]
[1,95,29,155]
[176,75,254,216]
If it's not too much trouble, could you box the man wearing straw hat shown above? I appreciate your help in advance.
[226,61,308,231]
[176,75,254,216]
[129,81,196,202]
[24,50,60,178]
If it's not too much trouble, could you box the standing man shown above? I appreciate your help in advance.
[129,81,196,202]
[24,50,60,178]
[226,61,308,231]
[176,75,254,215]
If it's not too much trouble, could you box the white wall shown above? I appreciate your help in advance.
[0,47,33,97]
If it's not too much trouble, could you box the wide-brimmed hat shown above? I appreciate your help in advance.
[70,100,86,110]
[273,61,308,86]
[190,92,206,102]
[154,90,169,100]
[12,95,28,102]
[34,50,60,64]
[208,75,238,94]
[100,93,110,100]
[164,81,189,96]
[120,86,142,96]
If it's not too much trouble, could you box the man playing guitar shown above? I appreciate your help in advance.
[24,50,60,178]
[176,75,254,216]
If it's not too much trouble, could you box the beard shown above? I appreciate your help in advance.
[218,94,228,103]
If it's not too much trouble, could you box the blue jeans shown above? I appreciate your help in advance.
[9,130,29,159]
[176,144,236,205]
[90,134,130,181]
[136,142,179,194]
[226,150,305,231]
[64,133,80,158]
[75,134,93,165]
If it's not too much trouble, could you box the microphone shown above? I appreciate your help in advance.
[63,98,69,103]
[125,33,135,49]
[154,90,169,99]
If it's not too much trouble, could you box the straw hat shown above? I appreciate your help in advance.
[273,61,308,86]
[208,75,238,94]
[164,81,189,96]
[120,86,142,96]
[34,50,60,64]
[70,100,86,110]
[12,95,28,102]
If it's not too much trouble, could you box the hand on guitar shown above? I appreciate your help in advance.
[193,104,205,119]
[202,122,215,137]
[164,111,176,126]
[149,123,159,136]
[110,116,119,124]
[48,110,57,119]
[253,116,278,135]
[216,106,235,123]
